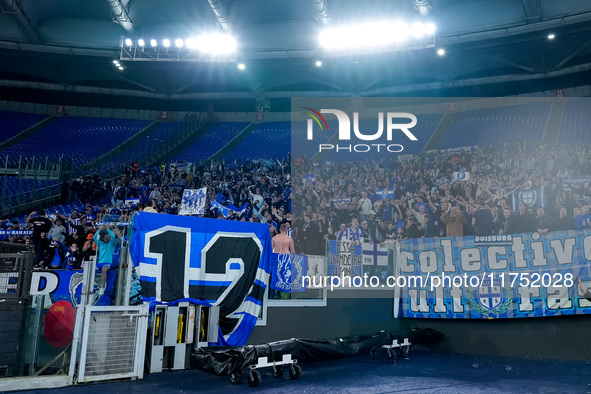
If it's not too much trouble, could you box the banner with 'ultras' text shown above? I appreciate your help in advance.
[129,212,272,346]
[398,230,591,318]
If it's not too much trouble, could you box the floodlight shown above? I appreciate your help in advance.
[195,33,237,54]
[411,22,426,38]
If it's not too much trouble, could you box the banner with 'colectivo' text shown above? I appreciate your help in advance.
[397,230,591,318]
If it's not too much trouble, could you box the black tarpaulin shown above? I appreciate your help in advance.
[191,329,441,376]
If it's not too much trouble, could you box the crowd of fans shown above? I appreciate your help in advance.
[0,155,293,268]
[3,140,591,264]
[291,142,591,254]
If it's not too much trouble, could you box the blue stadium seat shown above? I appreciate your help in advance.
[171,122,249,163]
[0,116,151,167]
[0,110,48,143]
[223,121,292,162]
[558,98,591,144]
[101,121,185,174]
[439,103,551,150]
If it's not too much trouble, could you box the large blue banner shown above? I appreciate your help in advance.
[129,212,272,346]
[398,231,591,318]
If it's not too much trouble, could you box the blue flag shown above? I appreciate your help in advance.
[129,212,272,346]
[303,174,316,185]
[270,253,308,292]
[512,187,544,210]
[376,188,394,200]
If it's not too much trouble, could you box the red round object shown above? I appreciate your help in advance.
[44,300,76,348]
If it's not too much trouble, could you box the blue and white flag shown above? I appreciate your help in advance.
[270,253,308,292]
[376,188,394,200]
[227,203,247,216]
[125,198,140,206]
[303,174,316,185]
[179,187,207,216]
[211,201,247,218]
[362,242,389,266]
[333,197,351,205]
[130,212,272,346]
[512,187,544,210]
[211,201,231,218]
[452,171,470,181]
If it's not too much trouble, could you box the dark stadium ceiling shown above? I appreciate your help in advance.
[1,0,591,112]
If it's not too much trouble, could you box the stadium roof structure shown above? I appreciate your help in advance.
[1,0,591,111]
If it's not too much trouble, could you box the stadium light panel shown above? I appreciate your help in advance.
[138,39,145,47]
[125,38,132,46]
[392,21,409,42]
[548,33,555,40]
[150,39,157,47]
[319,21,433,50]
[118,66,124,70]
[315,60,322,67]
[237,63,246,70]
[163,39,171,48]
[194,33,237,54]
[112,60,119,64]
[186,38,196,49]
[437,48,445,56]
[411,22,426,38]
[175,39,184,48]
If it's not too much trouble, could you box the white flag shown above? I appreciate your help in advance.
[179,187,207,215]
[452,171,470,181]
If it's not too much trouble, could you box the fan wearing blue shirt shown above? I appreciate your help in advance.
[94,224,123,295]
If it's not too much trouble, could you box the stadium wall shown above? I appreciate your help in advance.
[250,292,591,361]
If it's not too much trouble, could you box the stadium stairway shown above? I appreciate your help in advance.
[152,121,219,165]
[205,123,259,165]
[0,115,56,152]
[541,99,566,146]
[422,112,455,152]
[81,120,160,174]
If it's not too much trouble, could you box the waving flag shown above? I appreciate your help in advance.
[376,188,394,200]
